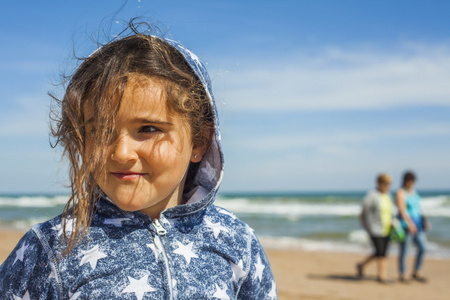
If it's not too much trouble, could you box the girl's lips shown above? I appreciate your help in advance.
[111,172,146,180]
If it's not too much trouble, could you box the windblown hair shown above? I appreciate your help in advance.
[50,22,213,255]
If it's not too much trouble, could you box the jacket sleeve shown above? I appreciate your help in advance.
[238,231,277,300]
[0,229,59,299]
[360,191,375,232]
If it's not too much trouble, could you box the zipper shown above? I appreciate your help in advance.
[152,219,174,300]
[153,218,167,235]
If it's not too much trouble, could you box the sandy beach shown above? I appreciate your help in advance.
[1,229,449,299]
[266,248,450,300]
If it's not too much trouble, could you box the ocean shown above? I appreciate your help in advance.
[1,190,450,259]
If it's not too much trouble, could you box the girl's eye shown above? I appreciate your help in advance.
[140,126,160,133]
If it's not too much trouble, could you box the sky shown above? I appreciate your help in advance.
[1,0,449,193]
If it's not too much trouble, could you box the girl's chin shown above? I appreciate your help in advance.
[106,194,147,212]
[114,200,144,211]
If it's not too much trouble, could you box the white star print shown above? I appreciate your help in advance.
[205,219,229,239]
[51,217,77,237]
[122,275,155,300]
[146,243,162,260]
[13,243,29,265]
[173,240,198,265]
[13,291,30,300]
[230,260,246,282]
[79,245,107,270]
[253,255,265,282]
[68,291,82,300]
[212,283,230,300]
[104,218,130,227]
[268,280,277,299]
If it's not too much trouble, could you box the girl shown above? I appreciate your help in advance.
[0,22,277,299]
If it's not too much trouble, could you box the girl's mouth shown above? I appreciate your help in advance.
[111,172,146,180]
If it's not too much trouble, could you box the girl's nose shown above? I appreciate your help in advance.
[111,134,138,163]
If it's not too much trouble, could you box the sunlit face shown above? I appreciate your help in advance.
[85,75,203,219]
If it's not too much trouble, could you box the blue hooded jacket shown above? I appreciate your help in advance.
[0,36,277,300]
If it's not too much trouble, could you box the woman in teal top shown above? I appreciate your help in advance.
[396,171,430,283]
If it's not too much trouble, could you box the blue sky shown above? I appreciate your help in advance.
[1,0,449,193]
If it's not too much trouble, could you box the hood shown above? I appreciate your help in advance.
[159,37,224,219]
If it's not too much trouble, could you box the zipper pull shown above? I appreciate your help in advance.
[152,219,167,236]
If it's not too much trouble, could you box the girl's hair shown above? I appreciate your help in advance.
[50,21,213,254]
[401,171,416,187]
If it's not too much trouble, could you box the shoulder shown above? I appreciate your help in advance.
[364,190,379,203]
[204,205,262,253]
[396,188,406,197]
[31,214,67,249]
[206,204,253,234]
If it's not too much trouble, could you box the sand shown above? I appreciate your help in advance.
[1,229,449,299]
[266,249,450,300]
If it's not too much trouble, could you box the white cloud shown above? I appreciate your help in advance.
[213,43,450,111]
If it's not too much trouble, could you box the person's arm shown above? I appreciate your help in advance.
[360,193,370,231]
[396,189,417,235]
[238,229,277,299]
[0,229,58,299]
[421,213,432,231]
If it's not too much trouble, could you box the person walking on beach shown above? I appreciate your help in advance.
[357,173,395,283]
[0,20,277,299]
[396,171,429,283]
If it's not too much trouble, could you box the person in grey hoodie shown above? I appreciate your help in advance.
[356,173,394,283]
[0,21,277,300]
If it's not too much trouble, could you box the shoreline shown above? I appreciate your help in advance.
[1,229,450,299]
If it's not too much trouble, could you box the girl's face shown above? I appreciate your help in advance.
[85,76,203,219]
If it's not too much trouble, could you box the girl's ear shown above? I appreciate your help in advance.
[191,142,209,163]
[191,126,214,163]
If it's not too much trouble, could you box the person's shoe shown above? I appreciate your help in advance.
[399,275,409,284]
[356,264,363,279]
[412,273,427,283]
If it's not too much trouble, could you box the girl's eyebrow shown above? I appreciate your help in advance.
[134,118,173,126]
[84,117,173,126]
